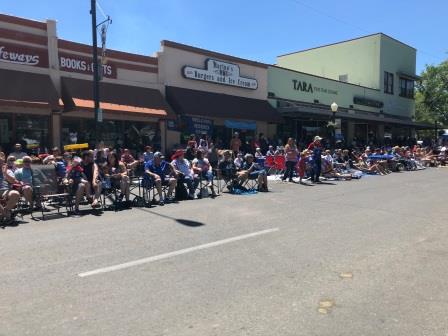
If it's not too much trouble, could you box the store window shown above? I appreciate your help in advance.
[399,78,414,99]
[0,114,12,151]
[16,114,50,153]
[62,118,160,151]
[384,71,394,94]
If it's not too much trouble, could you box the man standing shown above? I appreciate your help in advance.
[9,144,27,160]
[230,132,241,156]
[308,136,323,183]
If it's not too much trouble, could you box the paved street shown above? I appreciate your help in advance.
[1,168,448,336]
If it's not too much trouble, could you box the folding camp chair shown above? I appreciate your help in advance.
[216,168,239,193]
[272,155,286,180]
[129,162,146,207]
[100,177,124,211]
[31,165,73,220]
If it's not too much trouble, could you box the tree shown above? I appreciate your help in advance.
[416,60,448,125]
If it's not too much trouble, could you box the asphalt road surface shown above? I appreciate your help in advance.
[1,168,448,336]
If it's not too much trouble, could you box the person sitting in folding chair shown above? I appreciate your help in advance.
[81,151,102,208]
[217,150,246,192]
[105,152,131,205]
[66,156,90,215]
[144,152,177,205]
[13,156,34,209]
[171,150,198,200]
[0,152,20,223]
[241,154,268,192]
[121,148,138,170]
[192,150,216,198]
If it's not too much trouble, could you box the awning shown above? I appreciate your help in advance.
[278,102,433,129]
[0,68,59,109]
[166,86,283,123]
[396,72,421,81]
[224,119,256,130]
[61,77,175,119]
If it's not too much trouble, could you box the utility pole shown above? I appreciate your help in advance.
[90,0,100,146]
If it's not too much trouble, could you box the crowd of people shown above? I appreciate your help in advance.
[0,134,446,224]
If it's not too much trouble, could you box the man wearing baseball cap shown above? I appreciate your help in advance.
[307,136,323,183]
[144,152,177,205]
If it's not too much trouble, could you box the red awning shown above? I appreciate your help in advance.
[61,77,175,119]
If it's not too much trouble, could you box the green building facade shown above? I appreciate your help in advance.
[269,33,427,146]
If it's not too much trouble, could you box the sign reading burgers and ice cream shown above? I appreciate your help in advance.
[183,58,258,90]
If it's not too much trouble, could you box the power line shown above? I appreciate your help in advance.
[289,0,370,35]
[289,0,446,62]
[96,0,108,19]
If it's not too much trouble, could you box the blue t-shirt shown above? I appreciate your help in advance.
[313,147,322,162]
[144,152,154,163]
[55,161,67,178]
[145,160,169,182]
[15,168,33,185]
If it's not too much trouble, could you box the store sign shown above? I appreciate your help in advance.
[166,119,178,131]
[353,96,383,108]
[182,116,213,136]
[182,59,258,90]
[292,79,338,95]
[0,42,48,68]
[59,52,117,78]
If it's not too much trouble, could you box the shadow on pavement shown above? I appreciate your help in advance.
[316,181,337,185]
[136,207,205,227]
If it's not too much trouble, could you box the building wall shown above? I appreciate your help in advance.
[274,33,416,119]
[158,42,268,101]
[379,34,416,118]
[269,66,381,113]
[277,34,381,89]
[0,13,170,151]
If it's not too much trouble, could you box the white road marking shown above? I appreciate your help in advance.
[78,228,280,277]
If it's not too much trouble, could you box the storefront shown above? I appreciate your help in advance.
[60,77,172,151]
[0,13,174,153]
[268,65,428,147]
[158,41,282,149]
[0,68,58,153]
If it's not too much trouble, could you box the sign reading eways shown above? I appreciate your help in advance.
[0,41,49,68]
[182,58,258,90]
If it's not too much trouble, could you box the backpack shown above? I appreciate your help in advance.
[175,181,189,201]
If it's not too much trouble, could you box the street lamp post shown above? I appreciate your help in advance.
[90,0,100,147]
[330,102,338,149]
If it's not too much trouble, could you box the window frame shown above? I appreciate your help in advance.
[384,71,394,94]
[399,77,414,99]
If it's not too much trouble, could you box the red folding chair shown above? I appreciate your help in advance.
[273,155,286,179]
[264,155,275,174]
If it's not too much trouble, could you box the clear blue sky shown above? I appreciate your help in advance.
[2,0,447,74]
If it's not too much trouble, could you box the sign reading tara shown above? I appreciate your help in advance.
[292,79,338,95]
[182,59,258,90]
